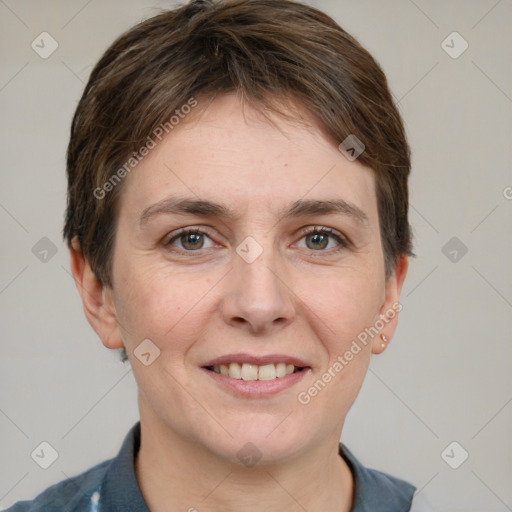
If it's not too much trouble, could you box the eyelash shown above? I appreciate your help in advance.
[163,226,349,256]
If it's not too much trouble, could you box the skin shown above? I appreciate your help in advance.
[70,92,408,512]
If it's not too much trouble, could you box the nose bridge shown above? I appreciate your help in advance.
[237,241,280,297]
[222,233,295,332]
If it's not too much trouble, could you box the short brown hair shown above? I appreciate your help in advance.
[63,0,414,286]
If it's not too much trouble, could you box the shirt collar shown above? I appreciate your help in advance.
[100,421,149,512]
[339,442,415,511]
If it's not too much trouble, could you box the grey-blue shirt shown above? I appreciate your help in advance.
[5,422,416,511]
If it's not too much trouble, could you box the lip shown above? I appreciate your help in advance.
[201,365,311,398]
[200,353,312,398]
[202,353,310,368]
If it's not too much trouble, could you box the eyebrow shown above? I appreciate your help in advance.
[139,196,369,227]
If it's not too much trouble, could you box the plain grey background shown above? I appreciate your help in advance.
[1,1,511,510]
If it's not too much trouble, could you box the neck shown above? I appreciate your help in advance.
[134,409,354,512]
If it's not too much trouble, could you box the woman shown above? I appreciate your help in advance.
[7,0,416,510]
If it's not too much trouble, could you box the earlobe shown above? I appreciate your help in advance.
[372,333,389,355]
[371,255,409,355]
[68,236,124,350]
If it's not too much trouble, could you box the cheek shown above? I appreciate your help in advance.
[300,273,378,411]
[305,268,381,397]
[312,267,382,339]
[114,261,215,354]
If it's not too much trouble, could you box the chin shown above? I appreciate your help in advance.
[205,422,311,467]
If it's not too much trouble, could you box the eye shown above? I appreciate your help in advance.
[163,226,349,255]
[296,226,348,253]
[164,228,215,252]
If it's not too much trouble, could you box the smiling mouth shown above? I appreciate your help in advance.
[204,362,306,381]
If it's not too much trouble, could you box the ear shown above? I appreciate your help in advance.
[69,236,124,350]
[371,255,409,354]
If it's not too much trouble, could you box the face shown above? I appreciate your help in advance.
[75,92,407,465]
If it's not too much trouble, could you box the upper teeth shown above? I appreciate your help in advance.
[212,362,298,381]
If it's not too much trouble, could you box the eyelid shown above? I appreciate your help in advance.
[163,226,217,247]
[296,225,345,239]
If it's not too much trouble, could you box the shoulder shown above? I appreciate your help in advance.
[3,458,111,512]
[340,443,416,511]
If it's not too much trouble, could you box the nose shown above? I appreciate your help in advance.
[220,243,296,336]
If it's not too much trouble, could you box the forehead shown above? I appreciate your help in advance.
[118,93,378,223]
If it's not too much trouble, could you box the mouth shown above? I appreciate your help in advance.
[201,354,311,397]
[204,362,306,381]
